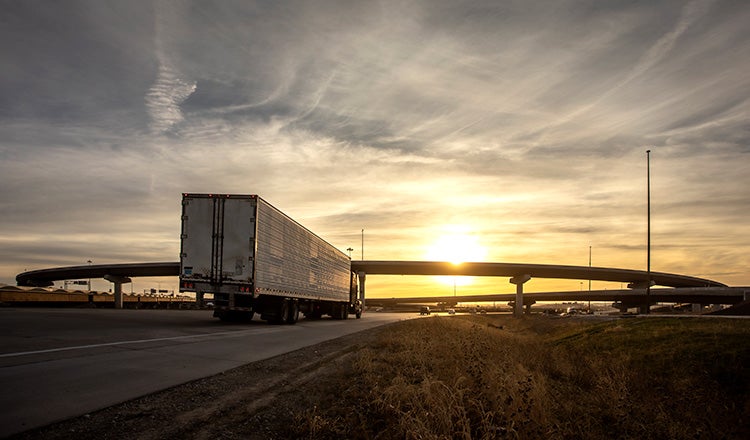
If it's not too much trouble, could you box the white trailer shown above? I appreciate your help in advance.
[179,193,362,323]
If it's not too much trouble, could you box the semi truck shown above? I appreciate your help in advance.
[179,193,362,323]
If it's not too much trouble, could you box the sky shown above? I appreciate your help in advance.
[1,0,748,297]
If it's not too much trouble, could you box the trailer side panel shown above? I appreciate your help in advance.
[254,198,350,302]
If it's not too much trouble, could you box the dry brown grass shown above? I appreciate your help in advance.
[293,315,750,439]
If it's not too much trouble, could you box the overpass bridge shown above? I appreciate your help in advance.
[349,261,727,315]
[349,260,725,287]
[16,260,738,315]
[16,262,180,309]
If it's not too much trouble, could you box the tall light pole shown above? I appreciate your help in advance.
[646,149,651,314]
[361,229,364,260]
[588,245,592,292]
[588,245,592,311]
[87,259,92,291]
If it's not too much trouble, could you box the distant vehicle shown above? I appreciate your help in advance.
[447,308,456,315]
[419,306,431,315]
[566,306,589,315]
[179,193,363,324]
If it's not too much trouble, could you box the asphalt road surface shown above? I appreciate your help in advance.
[0,308,411,437]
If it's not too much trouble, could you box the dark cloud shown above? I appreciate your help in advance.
[0,1,156,130]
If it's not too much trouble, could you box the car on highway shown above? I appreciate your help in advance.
[419,306,431,315]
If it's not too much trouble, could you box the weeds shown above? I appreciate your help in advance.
[293,315,750,439]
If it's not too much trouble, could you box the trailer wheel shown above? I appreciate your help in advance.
[286,300,299,325]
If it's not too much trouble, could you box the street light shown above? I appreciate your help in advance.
[346,247,354,258]
[588,245,592,311]
[646,149,652,314]
[588,245,592,292]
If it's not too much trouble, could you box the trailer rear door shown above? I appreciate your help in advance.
[181,194,256,285]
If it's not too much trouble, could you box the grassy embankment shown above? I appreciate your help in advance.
[295,315,750,439]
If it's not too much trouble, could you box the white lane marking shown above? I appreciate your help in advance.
[0,328,280,358]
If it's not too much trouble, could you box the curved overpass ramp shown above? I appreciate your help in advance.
[16,262,180,287]
[18,261,725,289]
[350,261,727,316]
[350,261,726,288]
[16,261,731,313]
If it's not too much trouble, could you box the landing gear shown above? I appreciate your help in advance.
[285,300,299,324]
[214,309,254,322]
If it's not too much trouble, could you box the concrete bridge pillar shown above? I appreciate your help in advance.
[357,271,366,308]
[510,274,531,318]
[113,282,123,309]
[104,275,131,310]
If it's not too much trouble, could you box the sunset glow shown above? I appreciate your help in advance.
[425,227,488,265]
[422,227,488,287]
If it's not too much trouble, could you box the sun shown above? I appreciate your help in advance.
[425,227,488,265]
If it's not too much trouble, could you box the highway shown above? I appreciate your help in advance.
[0,308,410,437]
